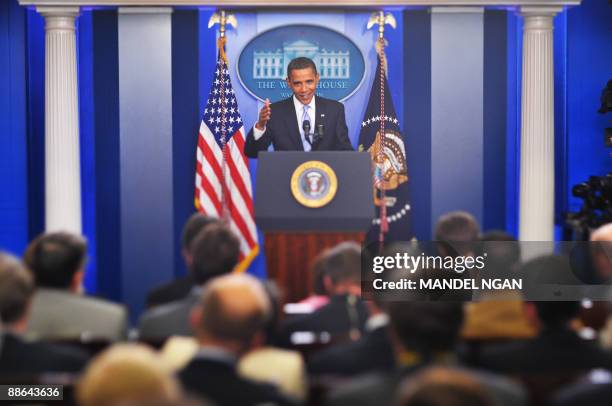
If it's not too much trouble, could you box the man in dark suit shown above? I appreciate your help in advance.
[138,223,240,339]
[146,214,221,308]
[0,252,88,375]
[307,297,395,377]
[326,301,527,406]
[179,274,293,405]
[244,57,353,158]
[480,298,612,374]
[280,242,369,346]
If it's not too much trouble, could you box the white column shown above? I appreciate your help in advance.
[37,7,82,233]
[518,7,562,242]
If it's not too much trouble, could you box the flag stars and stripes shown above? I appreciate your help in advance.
[195,55,258,269]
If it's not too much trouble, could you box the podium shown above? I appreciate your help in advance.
[255,151,374,302]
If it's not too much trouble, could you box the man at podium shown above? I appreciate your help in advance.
[244,57,354,158]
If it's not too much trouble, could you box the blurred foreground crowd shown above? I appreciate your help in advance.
[2,212,612,406]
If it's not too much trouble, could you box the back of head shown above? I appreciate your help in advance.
[181,213,221,251]
[196,274,271,348]
[589,223,612,280]
[533,301,580,329]
[77,343,180,406]
[479,231,520,277]
[0,252,34,325]
[397,367,493,406]
[23,232,87,289]
[320,241,361,289]
[190,223,240,285]
[387,301,464,354]
[435,211,480,256]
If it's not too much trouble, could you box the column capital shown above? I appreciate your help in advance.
[36,6,79,17]
[36,6,79,31]
[519,6,564,18]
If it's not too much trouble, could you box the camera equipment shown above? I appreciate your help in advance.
[564,173,612,240]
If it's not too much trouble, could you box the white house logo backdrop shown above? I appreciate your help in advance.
[238,25,366,102]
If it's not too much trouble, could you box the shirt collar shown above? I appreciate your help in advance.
[194,345,237,366]
[293,95,316,112]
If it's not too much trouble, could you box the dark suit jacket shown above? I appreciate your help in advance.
[307,325,396,376]
[146,274,194,308]
[280,294,369,346]
[179,357,294,406]
[244,96,353,158]
[553,382,612,406]
[138,289,201,339]
[0,333,89,375]
[480,327,612,374]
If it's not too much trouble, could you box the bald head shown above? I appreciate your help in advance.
[590,223,612,280]
[591,223,612,242]
[194,274,270,349]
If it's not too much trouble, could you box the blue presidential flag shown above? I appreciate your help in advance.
[358,55,412,242]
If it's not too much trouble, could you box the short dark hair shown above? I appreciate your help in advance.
[24,232,87,289]
[181,213,221,250]
[287,57,317,78]
[397,367,493,406]
[0,252,35,324]
[478,231,520,277]
[190,223,240,284]
[435,211,480,256]
[320,242,361,285]
[387,302,464,353]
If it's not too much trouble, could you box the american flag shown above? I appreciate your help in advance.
[195,52,259,271]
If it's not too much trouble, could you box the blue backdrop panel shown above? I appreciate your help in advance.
[483,10,508,232]
[93,10,122,301]
[404,9,432,241]
[118,9,175,320]
[566,0,612,213]
[0,0,28,254]
[171,9,211,279]
[26,9,45,241]
[430,8,484,230]
[77,10,97,293]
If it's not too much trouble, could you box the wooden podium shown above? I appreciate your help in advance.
[255,152,373,303]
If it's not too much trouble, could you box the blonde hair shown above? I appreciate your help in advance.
[77,344,180,406]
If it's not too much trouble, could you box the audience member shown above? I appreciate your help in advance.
[138,222,240,339]
[396,367,494,406]
[24,232,128,341]
[430,211,481,300]
[0,252,88,375]
[481,293,612,373]
[280,242,369,345]
[306,242,405,377]
[77,343,182,406]
[146,213,221,308]
[434,211,480,257]
[461,231,536,341]
[326,301,526,406]
[239,281,308,401]
[179,274,293,405]
[295,250,331,311]
[160,281,309,401]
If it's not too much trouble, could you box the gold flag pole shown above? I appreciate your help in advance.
[208,10,238,221]
[367,11,396,247]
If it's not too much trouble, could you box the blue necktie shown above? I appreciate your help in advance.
[301,104,311,152]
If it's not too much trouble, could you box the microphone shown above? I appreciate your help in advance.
[302,119,312,146]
